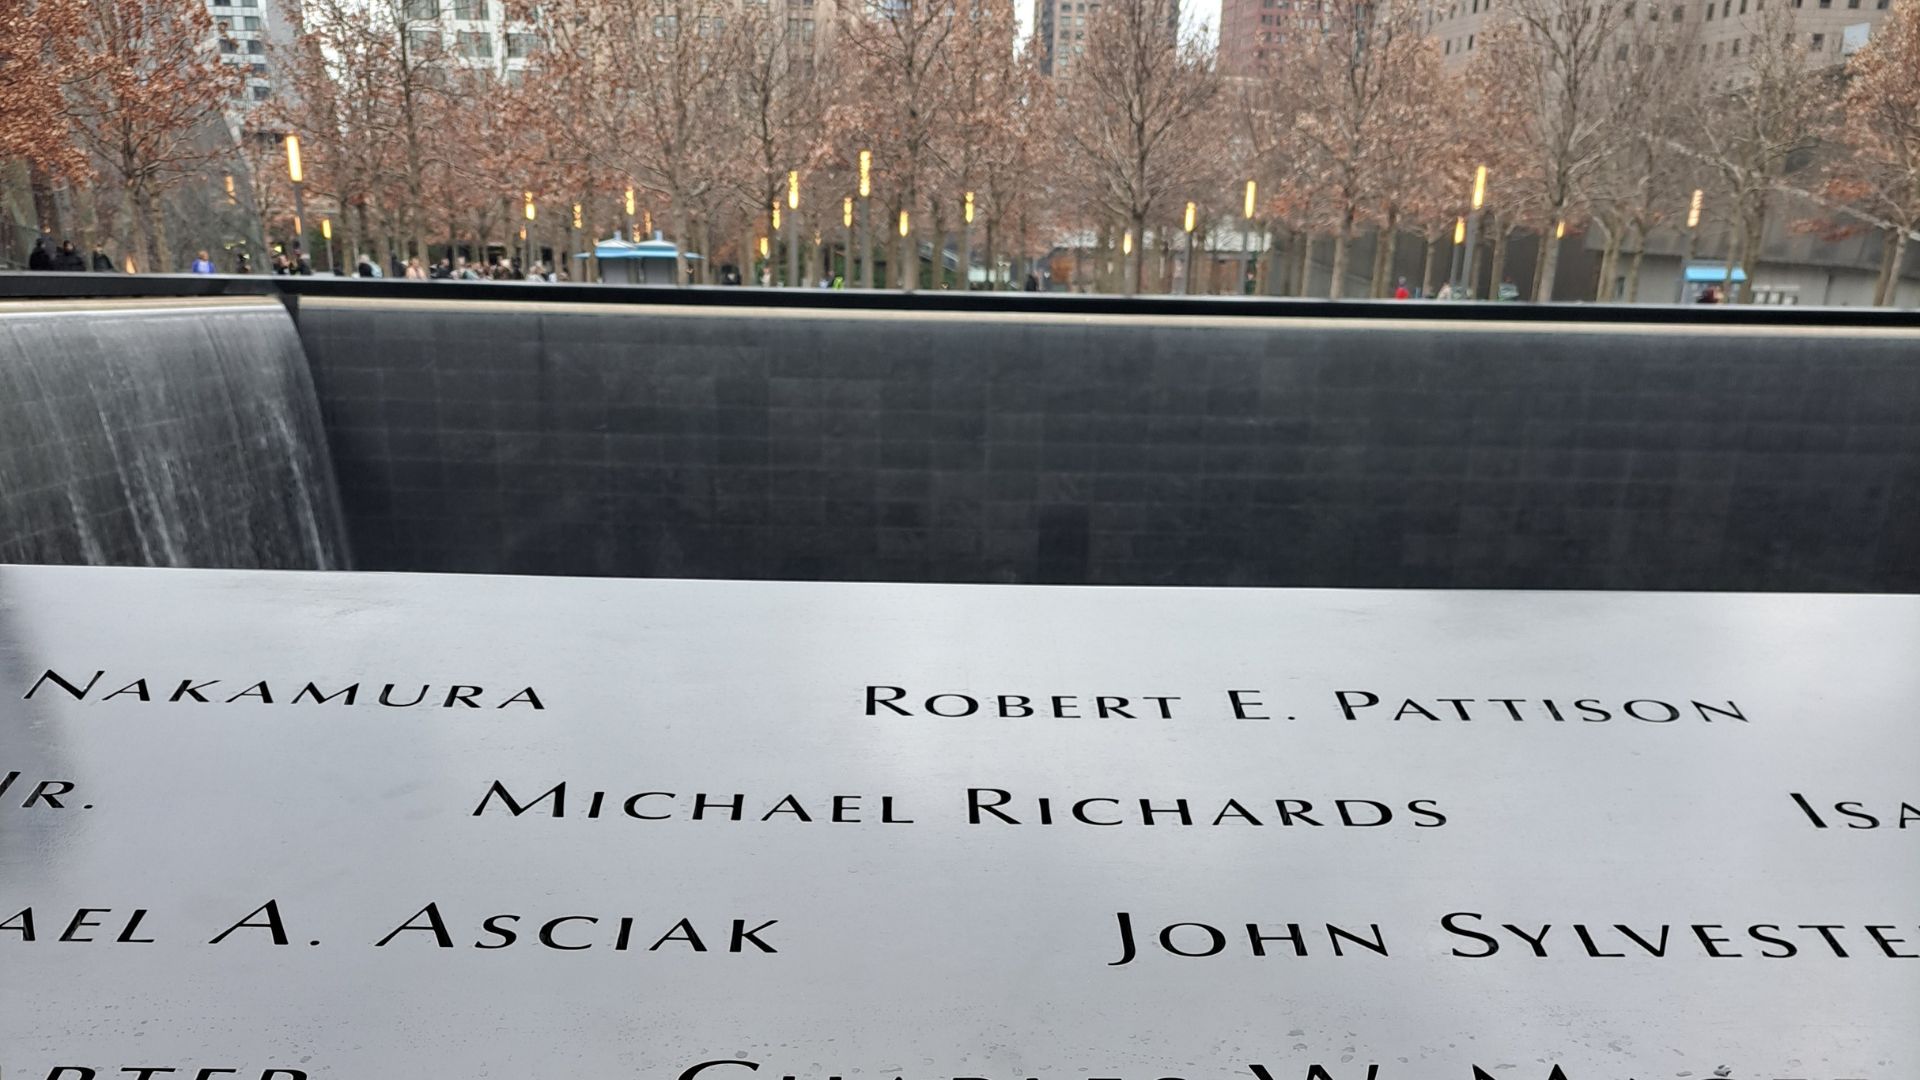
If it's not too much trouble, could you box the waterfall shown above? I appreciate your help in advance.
[0,299,350,570]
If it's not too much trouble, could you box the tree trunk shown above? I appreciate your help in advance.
[1624,224,1647,303]
[1298,233,1315,297]
[1595,219,1619,301]
[1421,236,1439,298]
[673,205,690,285]
[30,165,64,240]
[960,219,972,292]
[1536,221,1562,303]
[1488,226,1508,301]
[1378,221,1399,298]
[1888,231,1911,306]
[1872,227,1900,306]
[1329,213,1352,299]
[1738,213,1763,304]
[142,187,169,273]
[1369,226,1390,297]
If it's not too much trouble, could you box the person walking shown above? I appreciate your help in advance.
[93,249,117,272]
[190,250,216,274]
[28,236,54,270]
[1393,277,1411,300]
[50,241,87,271]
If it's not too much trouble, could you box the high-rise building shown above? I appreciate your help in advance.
[208,0,298,106]
[1217,0,1315,76]
[1035,0,1180,76]
[1423,0,1893,77]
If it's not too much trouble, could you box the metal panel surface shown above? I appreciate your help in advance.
[0,565,1915,1080]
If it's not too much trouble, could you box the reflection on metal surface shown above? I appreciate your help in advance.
[0,566,1914,1078]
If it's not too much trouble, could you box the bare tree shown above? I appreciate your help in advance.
[59,0,241,270]
[1471,0,1632,300]
[839,0,962,290]
[1058,0,1220,294]
[1827,0,1920,305]
[1687,0,1829,302]
[1272,0,1439,297]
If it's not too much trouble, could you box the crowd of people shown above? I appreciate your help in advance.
[26,236,115,272]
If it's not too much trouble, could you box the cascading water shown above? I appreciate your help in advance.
[0,298,350,569]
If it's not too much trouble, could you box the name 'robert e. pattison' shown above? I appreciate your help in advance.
[866,686,1750,724]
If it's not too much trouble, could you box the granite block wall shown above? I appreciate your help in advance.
[294,298,1920,590]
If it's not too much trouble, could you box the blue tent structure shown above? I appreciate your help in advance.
[1684,263,1749,283]
[1680,262,1747,302]
[579,231,701,284]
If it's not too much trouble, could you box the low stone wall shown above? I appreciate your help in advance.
[288,297,1920,590]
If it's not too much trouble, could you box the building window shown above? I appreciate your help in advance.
[506,31,536,55]
[220,37,238,53]
[243,15,262,28]
[1810,30,1825,46]
[408,29,438,51]
[1466,32,1474,47]
[252,85,271,100]
[1673,5,1684,16]
[250,61,267,74]
[1731,37,1741,53]
[1704,1,1712,17]
[452,0,487,16]
[653,14,678,36]
[404,0,439,18]
[246,37,264,53]
[456,30,491,56]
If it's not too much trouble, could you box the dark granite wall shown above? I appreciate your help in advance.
[294,297,1920,590]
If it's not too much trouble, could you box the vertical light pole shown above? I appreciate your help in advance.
[842,197,853,285]
[1456,164,1486,297]
[1183,201,1198,295]
[625,186,637,240]
[571,202,583,280]
[960,191,975,292]
[1678,188,1703,301]
[858,149,872,289]
[898,208,911,292]
[1122,229,1134,294]
[522,190,536,275]
[1242,180,1258,295]
[285,134,305,260]
[319,217,334,275]
[786,170,801,288]
[771,199,782,285]
[1449,216,1466,291]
